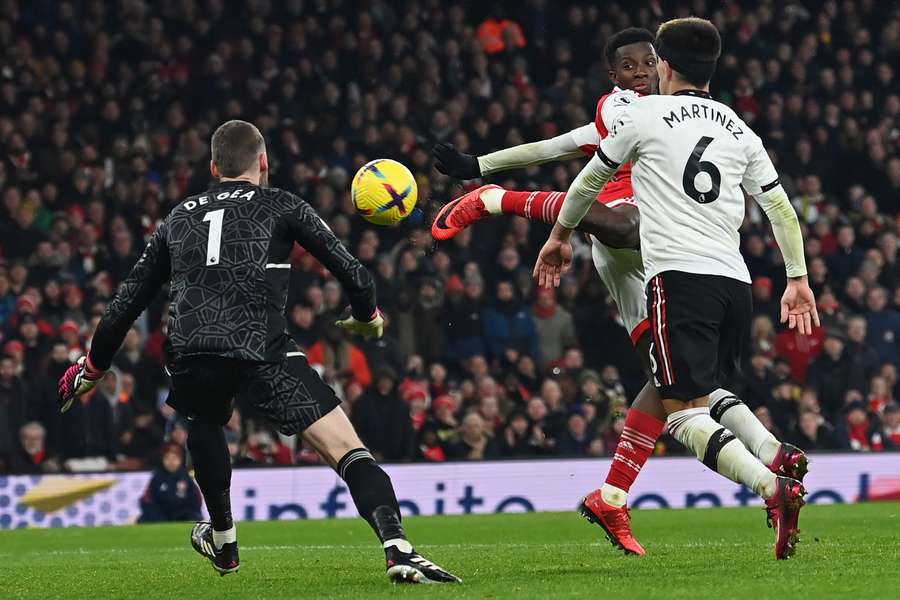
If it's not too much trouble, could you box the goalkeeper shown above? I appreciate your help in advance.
[57,119,460,585]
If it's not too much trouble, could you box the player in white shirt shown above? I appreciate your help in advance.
[534,18,820,560]
[433,28,807,557]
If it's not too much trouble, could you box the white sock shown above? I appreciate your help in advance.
[667,408,776,498]
[717,437,777,498]
[212,525,236,549]
[710,389,780,465]
[383,538,414,554]
[600,483,628,507]
[481,187,505,214]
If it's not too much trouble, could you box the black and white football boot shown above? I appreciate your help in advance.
[384,539,461,584]
[191,522,240,576]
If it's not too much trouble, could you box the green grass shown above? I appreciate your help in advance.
[1,503,898,599]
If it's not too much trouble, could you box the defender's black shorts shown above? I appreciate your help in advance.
[645,271,751,401]
[166,351,340,434]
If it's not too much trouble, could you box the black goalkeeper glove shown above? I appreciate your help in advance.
[432,142,481,179]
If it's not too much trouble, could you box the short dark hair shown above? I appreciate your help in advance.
[656,17,721,87]
[604,27,655,67]
[210,120,265,177]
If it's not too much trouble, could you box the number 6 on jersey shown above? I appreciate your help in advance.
[682,136,721,204]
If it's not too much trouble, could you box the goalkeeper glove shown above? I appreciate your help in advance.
[336,308,385,340]
[58,356,106,413]
[433,142,481,179]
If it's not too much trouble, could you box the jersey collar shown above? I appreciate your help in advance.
[673,89,711,99]
[214,179,259,189]
[614,84,651,98]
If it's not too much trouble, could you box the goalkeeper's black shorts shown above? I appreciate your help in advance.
[165,350,340,434]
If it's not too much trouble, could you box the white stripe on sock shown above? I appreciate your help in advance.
[339,450,373,480]
[621,431,655,450]
[623,427,657,446]
[613,454,643,473]
[383,538,413,554]
[213,525,236,550]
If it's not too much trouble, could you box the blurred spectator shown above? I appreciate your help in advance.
[6,422,59,474]
[307,324,373,389]
[865,287,900,369]
[351,368,414,462]
[525,397,558,455]
[827,225,864,283]
[844,315,882,376]
[118,410,165,468]
[443,276,487,362]
[532,288,576,367]
[482,280,540,363]
[835,401,889,451]
[789,411,837,452]
[882,403,900,447]
[751,277,780,325]
[867,375,894,414]
[113,328,164,414]
[138,443,202,523]
[446,413,498,460]
[246,431,294,466]
[423,394,461,453]
[500,411,533,457]
[807,331,866,420]
[558,409,594,456]
[775,321,824,382]
[477,8,526,54]
[0,354,28,467]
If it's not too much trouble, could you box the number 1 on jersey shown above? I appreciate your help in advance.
[203,209,224,266]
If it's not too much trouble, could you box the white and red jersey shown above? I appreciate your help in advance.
[473,86,648,344]
[570,86,641,207]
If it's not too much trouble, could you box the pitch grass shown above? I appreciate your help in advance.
[1,503,898,599]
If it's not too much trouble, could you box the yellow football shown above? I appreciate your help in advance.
[351,159,418,226]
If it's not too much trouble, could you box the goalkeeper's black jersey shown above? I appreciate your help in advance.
[89,181,376,369]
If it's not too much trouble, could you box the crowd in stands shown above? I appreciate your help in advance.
[1,0,899,474]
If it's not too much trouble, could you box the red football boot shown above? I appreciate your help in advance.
[579,489,646,556]
[764,476,806,560]
[768,443,809,482]
[431,184,500,241]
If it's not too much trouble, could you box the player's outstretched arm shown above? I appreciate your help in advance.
[90,221,172,367]
[744,141,819,335]
[753,185,819,334]
[285,200,381,336]
[433,123,596,179]
[60,222,172,411]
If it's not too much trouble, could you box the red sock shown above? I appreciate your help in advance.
[605,409,666,492]
[499,190,566,223]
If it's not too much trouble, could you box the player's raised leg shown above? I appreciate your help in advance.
[433,187,639,249]
[304,407,461,584]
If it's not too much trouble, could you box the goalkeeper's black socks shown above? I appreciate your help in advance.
[337,448,406,542]
[187,421,234,535]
